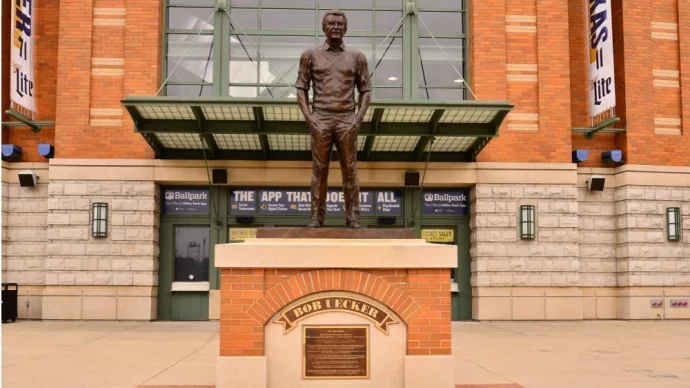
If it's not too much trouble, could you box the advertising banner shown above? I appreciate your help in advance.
[162,188,210,214]
[422,190,469,216]
[588,0,616,118]
[11,0,36,113]
[229,189,402,216]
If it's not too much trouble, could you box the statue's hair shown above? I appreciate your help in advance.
[322,9,347,33]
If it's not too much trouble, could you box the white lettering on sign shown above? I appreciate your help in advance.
[431,193,467,202]
[173,191,208,200]
[377,192,396,203]
[233,191,254,202]
[261,191,283,202]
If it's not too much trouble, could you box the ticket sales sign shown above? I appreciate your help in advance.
[229,188,402,216]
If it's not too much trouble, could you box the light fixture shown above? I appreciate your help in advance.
[378,216,396,225]
[586,175,605,191]
[602,150,623,164]
[387,76,398,81]
[236,216,254,224]
[38,144,55,159]
[91,203,108,238]
[2,144,21,161]
[454,79,464,84]
[520,205,535,240]
[18,170,37,188]
[288,93,296,98]
[572,149,588,163]
[667,207,681,241]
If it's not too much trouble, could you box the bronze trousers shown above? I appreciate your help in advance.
[309,109,360,225]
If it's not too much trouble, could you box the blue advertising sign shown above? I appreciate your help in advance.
[229,189,402,216]
[422,190,469,215]
[162,188,209,214]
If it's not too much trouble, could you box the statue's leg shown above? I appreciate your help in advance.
[334,112,361,228]
[309,111,333,227]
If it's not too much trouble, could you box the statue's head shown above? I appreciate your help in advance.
[322,9,347,41]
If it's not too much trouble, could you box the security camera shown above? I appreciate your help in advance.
[18,170,38,188]
[586,175,605,191]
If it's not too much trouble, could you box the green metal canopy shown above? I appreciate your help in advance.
[121,97,513,162]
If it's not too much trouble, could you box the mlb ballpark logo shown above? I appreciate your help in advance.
[165,191,175,200]
[424,193,433,201]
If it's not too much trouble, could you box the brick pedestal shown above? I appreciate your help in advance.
[215,235,457,388]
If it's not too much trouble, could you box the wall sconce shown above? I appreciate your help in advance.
[571,149,589,163]
[667,207,681,241]
[520,205,536,240]
[2,144,21,161]
[91,203,108,238]
[38,144,55,159]
[602,150,623,164]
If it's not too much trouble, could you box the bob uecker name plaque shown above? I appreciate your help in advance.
[303,325,369,379]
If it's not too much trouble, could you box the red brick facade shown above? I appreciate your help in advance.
[219,268,452,357]
[3,0,689,166]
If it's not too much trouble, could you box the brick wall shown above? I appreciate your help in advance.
[470,0,572,163]
[53,0,160,160]
[219,268,451,357]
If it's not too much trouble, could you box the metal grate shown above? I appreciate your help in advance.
[214,134,262,150]
[263,106,305,121]
[425,136,475,152]
[440,108,498,124]
[202,106,254,120]
[268,134,310,151]
[371,136,420,151]
[156,133,207,149]
[137,106,194,120]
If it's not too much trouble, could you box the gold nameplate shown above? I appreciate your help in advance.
[274,295,398,335]
[303,325,369,379]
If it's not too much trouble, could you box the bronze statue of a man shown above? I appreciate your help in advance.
[295,9,372,229]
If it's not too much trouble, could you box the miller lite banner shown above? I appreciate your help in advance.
[588,0,616,119]
[11,0,36,113]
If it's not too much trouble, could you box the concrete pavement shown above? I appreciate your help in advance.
[2,320,690,388]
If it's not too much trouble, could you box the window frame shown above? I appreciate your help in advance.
[162,0,469,100]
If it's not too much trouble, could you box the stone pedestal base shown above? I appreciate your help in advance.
[215,234,457,388]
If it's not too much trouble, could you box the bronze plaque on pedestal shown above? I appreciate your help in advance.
[303,325,369,379]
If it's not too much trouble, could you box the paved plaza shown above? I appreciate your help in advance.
[2,320,690,388]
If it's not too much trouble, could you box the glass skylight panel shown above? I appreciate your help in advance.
[426,136,475,152]
[268,134,310,151]
[263,106,305,121]
[381,108,433,123]
[371,136,419,151]
[440,108,498,124]
[213,134,262,150]
[156,133,207,149]
[138,105,194,120]
[202,106,254,120]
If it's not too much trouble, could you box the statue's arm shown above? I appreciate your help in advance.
[355,52,372,125]
[295,50,313,126]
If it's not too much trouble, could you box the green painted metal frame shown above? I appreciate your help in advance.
[163,0,468,100]
[121,96,512,161]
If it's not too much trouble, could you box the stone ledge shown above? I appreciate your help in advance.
[215,239,456,268]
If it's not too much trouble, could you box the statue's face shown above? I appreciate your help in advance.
[324,15,346,41]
